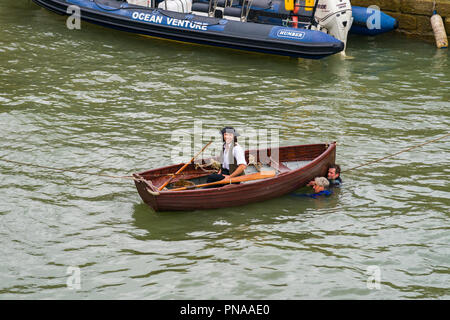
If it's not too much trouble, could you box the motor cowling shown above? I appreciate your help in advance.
[313,0,353,52]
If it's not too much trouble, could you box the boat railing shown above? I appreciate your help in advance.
[240,0,255,22]
[191,0,254,22]
[189,0,319,27]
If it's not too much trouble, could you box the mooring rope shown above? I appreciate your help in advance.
[341,132,450,173]
[0,156,134,180]
[0,132,447,179]
[0,156,214,180]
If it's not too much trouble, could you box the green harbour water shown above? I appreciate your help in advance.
[0,1,449,299]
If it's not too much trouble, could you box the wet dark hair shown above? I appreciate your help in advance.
[329,164,341,175]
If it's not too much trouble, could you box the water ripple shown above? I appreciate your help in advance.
[0,0,449,299]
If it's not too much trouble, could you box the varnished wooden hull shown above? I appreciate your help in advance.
[133,142,336,212]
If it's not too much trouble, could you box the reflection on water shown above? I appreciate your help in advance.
[131,187,342,242]
[0,0,449,299]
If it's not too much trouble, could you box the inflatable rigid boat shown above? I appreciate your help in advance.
[32,0,348,59]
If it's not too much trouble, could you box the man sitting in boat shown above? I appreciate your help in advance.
[292,177,331,198]
[205,127,247,187]
[327,164,342,187]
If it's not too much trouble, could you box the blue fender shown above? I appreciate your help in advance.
[350,6,398,35]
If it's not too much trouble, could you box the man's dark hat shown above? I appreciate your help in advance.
[220,126,240,136]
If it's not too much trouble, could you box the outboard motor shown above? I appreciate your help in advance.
[312,0,353,53]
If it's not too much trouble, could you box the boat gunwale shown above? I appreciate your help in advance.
[135,142,336,194]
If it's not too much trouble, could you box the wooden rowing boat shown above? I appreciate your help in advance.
[133,142,336,211]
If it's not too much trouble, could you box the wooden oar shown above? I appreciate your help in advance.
[158,140,213,191]
[170,171,276,191]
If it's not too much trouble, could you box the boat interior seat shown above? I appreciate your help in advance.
[283,160,311,171]
[216,0,227,7]
[191,0,275,21]
[192,2,226,18]
[192,2,209,10]
[239,0,273,9]
[192,2,210,15]
[224,7,242,20]
[269,157,291,173]
[192,0,272,9]
[191,0,230,8]
[214,0,229,14]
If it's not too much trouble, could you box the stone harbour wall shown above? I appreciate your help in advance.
[350,0,450,40]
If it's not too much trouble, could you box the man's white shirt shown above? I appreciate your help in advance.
[222,143,247,170]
